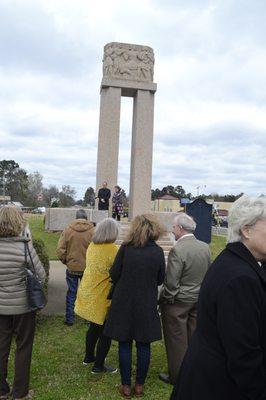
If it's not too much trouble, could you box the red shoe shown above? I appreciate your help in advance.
[134,384,144,397]
[118,385,132,398]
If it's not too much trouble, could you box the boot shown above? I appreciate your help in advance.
[134,384,144,397]
[118,385,131,398]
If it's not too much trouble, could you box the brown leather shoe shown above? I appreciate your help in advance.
[134,384,144,397]
[118,385,131,398]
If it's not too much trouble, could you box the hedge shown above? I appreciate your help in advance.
[33,237,50,296]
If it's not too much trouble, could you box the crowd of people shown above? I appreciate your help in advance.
[0,194,266,400]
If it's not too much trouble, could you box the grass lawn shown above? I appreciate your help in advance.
[27,215,60,260]
[209,235,226,260]
[8,316,172,400]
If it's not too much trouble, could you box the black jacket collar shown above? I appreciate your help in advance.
[227,242,266,284]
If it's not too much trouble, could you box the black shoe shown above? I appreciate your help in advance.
[64,321,73,326]
[91,364,118,374]
[83,356,96,365]
[159,373,171,384]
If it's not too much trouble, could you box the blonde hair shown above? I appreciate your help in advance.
[0,206,25,237]
[92,218,119,244]
[124,214,166,247]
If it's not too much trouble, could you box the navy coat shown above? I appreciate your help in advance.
[171,242,266,400]
[104,242,165,343]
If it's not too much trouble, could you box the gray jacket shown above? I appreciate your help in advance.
[160,235,211,304]
[0,237,46,315]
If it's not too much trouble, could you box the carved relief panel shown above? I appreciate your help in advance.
[103,42,154,83]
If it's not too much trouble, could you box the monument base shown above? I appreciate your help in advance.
[152,211,177,232]
[45,208,108,232]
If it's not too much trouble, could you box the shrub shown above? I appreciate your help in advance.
[33,237,50,296]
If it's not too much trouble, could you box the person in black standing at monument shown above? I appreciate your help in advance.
[97,182,111,211]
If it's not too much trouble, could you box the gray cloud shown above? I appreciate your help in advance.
[0,0,265,198]
[0,1,98,76]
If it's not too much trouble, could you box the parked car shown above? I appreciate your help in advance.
[32,207,45,214]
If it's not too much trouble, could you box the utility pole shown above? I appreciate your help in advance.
[196,185,200,197]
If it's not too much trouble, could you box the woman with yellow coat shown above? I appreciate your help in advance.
[75,218,119,373]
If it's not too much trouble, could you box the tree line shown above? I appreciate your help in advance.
[151,185,244,202]
[0,160,250,208]
[0,160,77,208]
[0,160,126,208]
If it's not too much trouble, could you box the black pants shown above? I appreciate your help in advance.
[85,322,112,368]
[0,312,36,398]
[112,211,121,221]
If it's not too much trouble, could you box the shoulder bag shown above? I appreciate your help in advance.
[24,242,46,311]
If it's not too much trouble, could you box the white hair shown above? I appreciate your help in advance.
[174,213,196,233]
[92,218,119,244]
[227,195,266,243]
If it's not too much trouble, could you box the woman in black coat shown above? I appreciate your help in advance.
[104,214,166,398]
[171,195,266,400]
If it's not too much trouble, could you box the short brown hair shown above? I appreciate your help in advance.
[0,206,25,237]
[124,214,166,247]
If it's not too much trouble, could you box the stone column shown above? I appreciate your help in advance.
[96,42,157,219]
[95,86,121,211]
[129,89,155,219]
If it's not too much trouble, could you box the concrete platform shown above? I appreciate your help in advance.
[42,261,67,316]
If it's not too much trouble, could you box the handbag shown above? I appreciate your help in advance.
[24,242,46,311]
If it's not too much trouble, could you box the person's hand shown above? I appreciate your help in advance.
[101,199,105,203]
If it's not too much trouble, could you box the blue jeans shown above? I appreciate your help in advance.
[119,341,151,386]
[66,270,82,324]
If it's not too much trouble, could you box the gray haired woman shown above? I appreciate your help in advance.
[75,218,119,374]
[171,195,266,400]
[0,206,46,400]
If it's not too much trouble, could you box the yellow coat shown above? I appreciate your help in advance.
[74,242,119,325]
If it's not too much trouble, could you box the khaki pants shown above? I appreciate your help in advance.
[161,301,197,384]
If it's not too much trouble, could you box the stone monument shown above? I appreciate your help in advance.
[96,42,157,219]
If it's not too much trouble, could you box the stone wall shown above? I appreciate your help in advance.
[153,211,177,232]
[45,208,108,232]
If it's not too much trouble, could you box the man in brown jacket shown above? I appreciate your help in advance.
[159,213,211,385]
[57,209,94,326]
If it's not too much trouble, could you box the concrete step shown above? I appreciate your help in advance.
[157,243,174,247]
[118,234,173,239]
[116,222,173,261]
[116,240,173,248]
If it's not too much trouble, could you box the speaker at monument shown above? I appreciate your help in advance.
[186,199,212,244]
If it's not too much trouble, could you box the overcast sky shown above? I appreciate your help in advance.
[1,0,265,198]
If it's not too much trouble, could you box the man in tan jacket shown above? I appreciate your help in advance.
[57,209,94,326]
[159,213,211,385]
